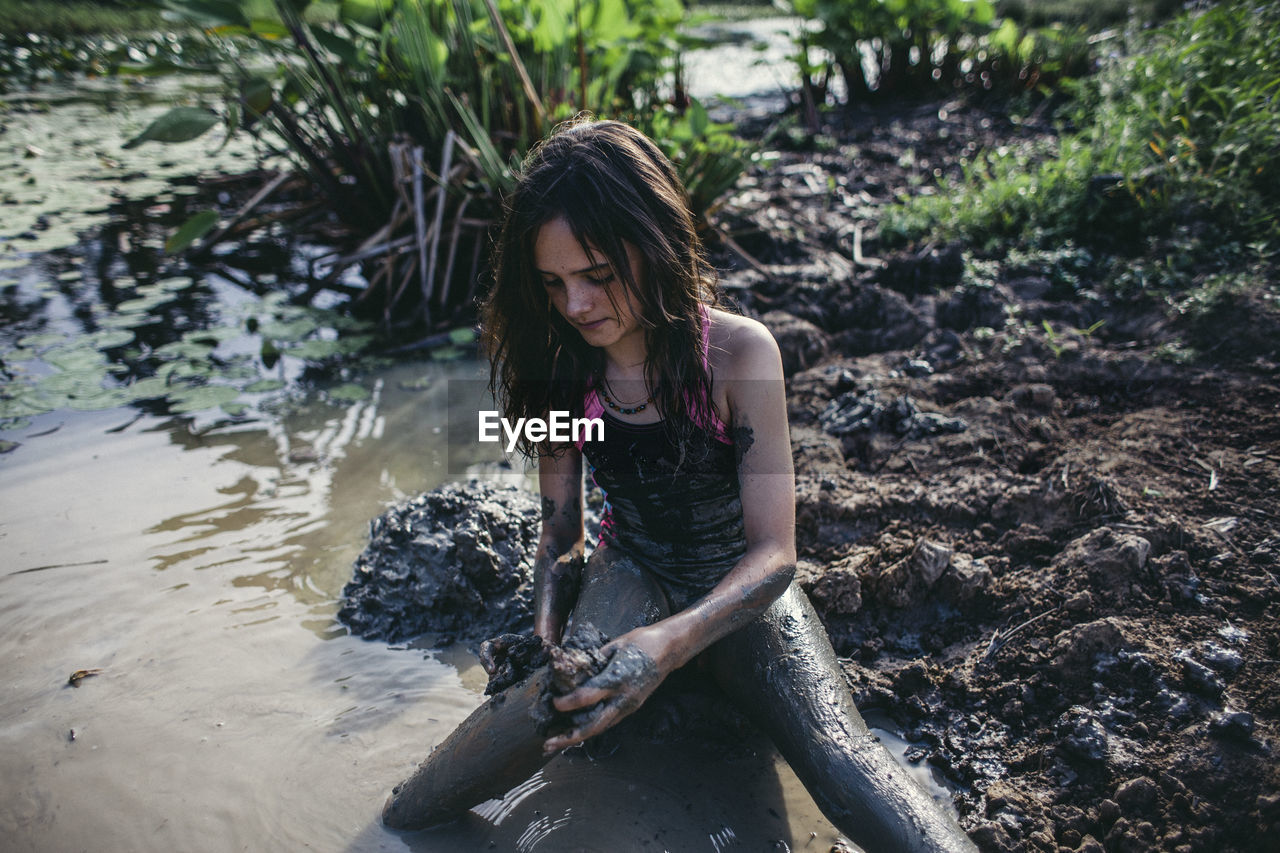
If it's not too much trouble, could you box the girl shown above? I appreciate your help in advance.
[382,117,976,853]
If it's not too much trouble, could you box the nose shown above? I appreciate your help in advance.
[563,280,594,320]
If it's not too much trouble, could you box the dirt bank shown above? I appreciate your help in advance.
[715,98,1280,852]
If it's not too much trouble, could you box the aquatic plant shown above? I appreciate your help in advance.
[125,0,753,330]
[779,0,1091,106]
[0,269,392,430]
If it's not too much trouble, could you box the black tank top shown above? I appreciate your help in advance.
[582,408,748,606]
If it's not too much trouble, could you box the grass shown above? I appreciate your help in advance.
[882,1,1280,258]
[0,0,167,36]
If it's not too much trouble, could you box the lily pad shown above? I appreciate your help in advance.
[16,333,65,349]
[154,339,216,360]
[259,317,320,341]
[0,440,18,454]
[37,370,107,395]
[430,346,464,361]
[3,348,38,362]
[87,329,136,350]
[123,106,220,149]
[327,383,370,403]
[156,277,196,292]
[0,395,50,420]
[244,378,286,393]
[125,376,173,400]
[168,384,241,413]
[116,293,173,314]
[43,346,107,372]
[65,389,132,411]
[290,338,353,360]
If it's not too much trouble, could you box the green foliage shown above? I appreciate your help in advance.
[166,209,221,253]
[884,2,1280,257]
[782,0,1089,102]
[644,99,759,218]
[148,0,743,218]
[124,107,222,148]
[132,0,750,327]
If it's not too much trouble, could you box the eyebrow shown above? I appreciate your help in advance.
[536,262,613,278]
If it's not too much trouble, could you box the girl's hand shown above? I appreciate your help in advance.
[478,633,551,695]
[542,624,670,754]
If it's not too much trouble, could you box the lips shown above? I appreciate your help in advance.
[575,318,610,331]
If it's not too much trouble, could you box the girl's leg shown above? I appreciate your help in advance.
[382,546,668,830]
[704,583,978,853]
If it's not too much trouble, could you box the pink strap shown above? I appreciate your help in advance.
[693,305,731,442]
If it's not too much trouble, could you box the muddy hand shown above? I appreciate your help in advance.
[478,634,519,676]
[543,639,662,754]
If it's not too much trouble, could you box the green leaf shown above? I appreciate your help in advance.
[125,377,173,401]
[43,347,106,372]
[289,339,344,359]
[340,0,393,28]
[312,27,361,65]
[244,378,286,393]
[16,333,65,349]
[87,329,137,350]
[327,382,370,402]
[430,345,463,361]
[166,210,220,254]
[448,326,477,345]
[168,384,242,413]
[155,339,216,360]
[161,0,250,28]
[123,107,221,149]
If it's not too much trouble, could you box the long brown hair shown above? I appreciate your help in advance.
[480,117,719,457]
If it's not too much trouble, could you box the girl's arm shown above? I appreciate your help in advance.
[532,442,586,645]
[545,319,795,752]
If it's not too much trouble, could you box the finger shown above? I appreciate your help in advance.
[478,639,502,675]
[552,684,612,713]
[543,702,624,754]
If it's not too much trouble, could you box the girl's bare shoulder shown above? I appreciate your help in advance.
[706,307,783,381]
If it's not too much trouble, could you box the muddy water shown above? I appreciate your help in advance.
[0,359,867,852]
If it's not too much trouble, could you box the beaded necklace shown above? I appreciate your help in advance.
[600,377,651,415]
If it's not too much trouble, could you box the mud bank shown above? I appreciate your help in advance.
[715,99,1279,852]
[338,481,541,645]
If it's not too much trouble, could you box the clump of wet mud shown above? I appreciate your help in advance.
[338,481,540,644]
[711,99,1280,852]
[529,623,613,736]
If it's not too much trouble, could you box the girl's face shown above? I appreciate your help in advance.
[534,216,646,354]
